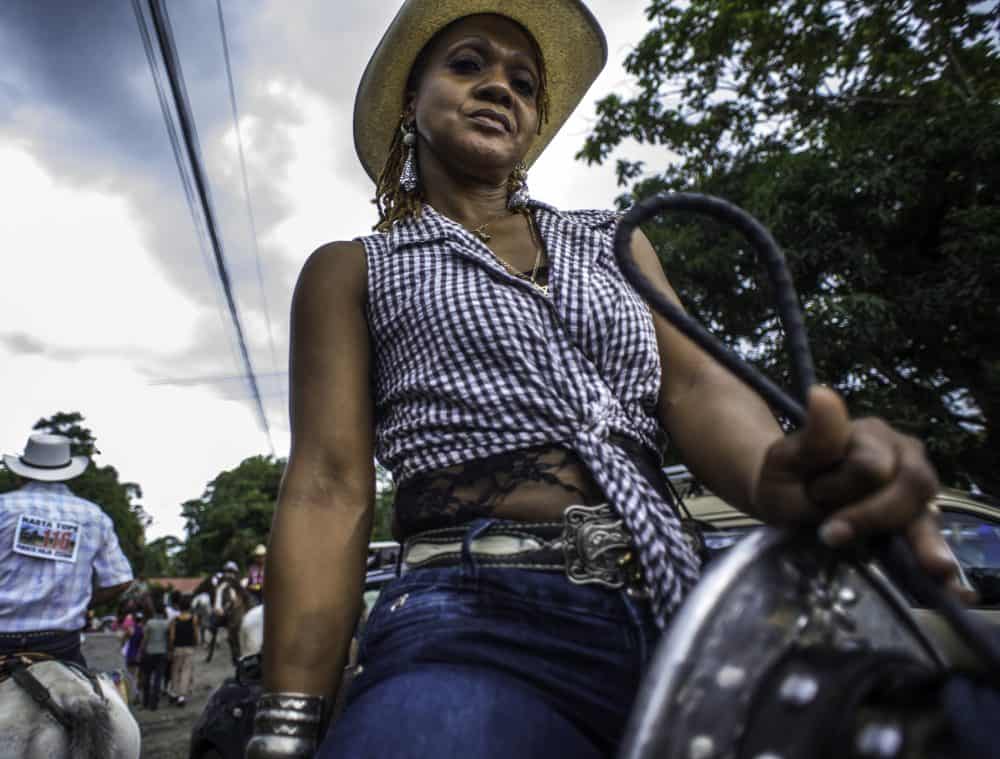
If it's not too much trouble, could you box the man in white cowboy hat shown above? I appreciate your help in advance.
[244,544,267,604]
[0,433,134,666]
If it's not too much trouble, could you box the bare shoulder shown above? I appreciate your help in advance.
[296,240,367,298]
[293,241,368,311]
[628,227,679,298]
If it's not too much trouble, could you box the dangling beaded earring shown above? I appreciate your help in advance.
[507,161,530,210]
[399,121,418,193]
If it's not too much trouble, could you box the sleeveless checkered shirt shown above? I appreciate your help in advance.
[358,199,701,624]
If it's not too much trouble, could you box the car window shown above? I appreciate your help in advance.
[940,510,1000,606]
[940,511,1000,568]
[366,543,401,571]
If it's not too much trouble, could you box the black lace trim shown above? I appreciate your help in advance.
[392,444,602,540]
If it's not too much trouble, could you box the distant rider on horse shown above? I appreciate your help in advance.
[0,433,134,667]
[207,560,254,665]
[244,544,266,605]
[213,560,241,617]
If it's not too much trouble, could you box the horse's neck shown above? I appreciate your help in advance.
[217,580,244,610]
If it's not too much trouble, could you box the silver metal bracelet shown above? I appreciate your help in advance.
[246,734,316,759]
[247,692,326,758]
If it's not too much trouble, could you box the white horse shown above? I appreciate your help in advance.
[0,660,140,759]
[212,576,255,664]
[191,591,212,639]
[239,604,264,658]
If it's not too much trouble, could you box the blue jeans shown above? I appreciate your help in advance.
[318,537,659,758]
[141,652,167,709]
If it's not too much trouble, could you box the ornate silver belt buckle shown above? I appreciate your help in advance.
[563,503,633,589]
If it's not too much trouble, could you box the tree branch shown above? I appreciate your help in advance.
[945,42,976,103]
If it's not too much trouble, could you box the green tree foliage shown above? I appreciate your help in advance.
[180,456,397,576]
[0,466,16,494]
[581,0,1000,492]
[180,455,285,575]
[142,535,184,577]
[0,412,149,571]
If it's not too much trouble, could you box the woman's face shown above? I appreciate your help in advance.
[410,15,541,180]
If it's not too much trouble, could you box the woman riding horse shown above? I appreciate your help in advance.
[248,2,965,756]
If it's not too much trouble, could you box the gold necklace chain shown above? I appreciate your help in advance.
[469,211,548,295]
[470,211,509,242]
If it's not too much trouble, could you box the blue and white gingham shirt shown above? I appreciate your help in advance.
[0,481,134,632]
[359,200,701,624]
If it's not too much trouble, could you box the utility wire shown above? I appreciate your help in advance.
[132,0,245,384]
[215,0,285,408]
[151,370,287,393]
[136,0,275,455]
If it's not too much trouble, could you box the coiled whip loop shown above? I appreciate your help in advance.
[614,192,1000,680]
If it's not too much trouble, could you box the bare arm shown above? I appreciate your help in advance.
[630,230,784,517]
[262,240,375,699]
[90,580,132,607]
[633,230,961,588]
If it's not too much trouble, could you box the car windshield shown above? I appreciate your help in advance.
[939,510,1000,605]
[940,511,1000,569]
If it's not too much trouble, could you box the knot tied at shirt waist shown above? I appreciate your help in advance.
[569,400,702,627]
[574,400,614,446]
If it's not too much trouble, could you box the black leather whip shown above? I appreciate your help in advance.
[613,191,1000,681]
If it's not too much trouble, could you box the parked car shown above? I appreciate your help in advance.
[367,540,401,571]
[670,464,1000,667]
[90,614,118,632]
[188,476,1000,758]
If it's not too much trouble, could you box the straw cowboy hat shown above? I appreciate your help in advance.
[2,433,89,482]
[353,0,607,183]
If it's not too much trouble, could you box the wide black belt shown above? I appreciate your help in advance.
[0,629,80,652]
[401,502,647,595]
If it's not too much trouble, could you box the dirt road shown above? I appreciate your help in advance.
[82,631,238,759]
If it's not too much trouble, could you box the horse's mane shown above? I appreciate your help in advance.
[25,663,114,759]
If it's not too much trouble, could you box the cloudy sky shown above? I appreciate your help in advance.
[0,0,669,541]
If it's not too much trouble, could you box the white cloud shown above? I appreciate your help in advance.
[0,144,272,538]
[0,147,200,354]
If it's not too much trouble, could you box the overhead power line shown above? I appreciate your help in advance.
[215,0,284,408]
[133,0,275,455]
[151,370,287,394]
[132,0,246,378]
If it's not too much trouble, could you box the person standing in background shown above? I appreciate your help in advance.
[169,593,200,706]
[140,600,169,710]
[162,592,179,700]
[124,610,144,704]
